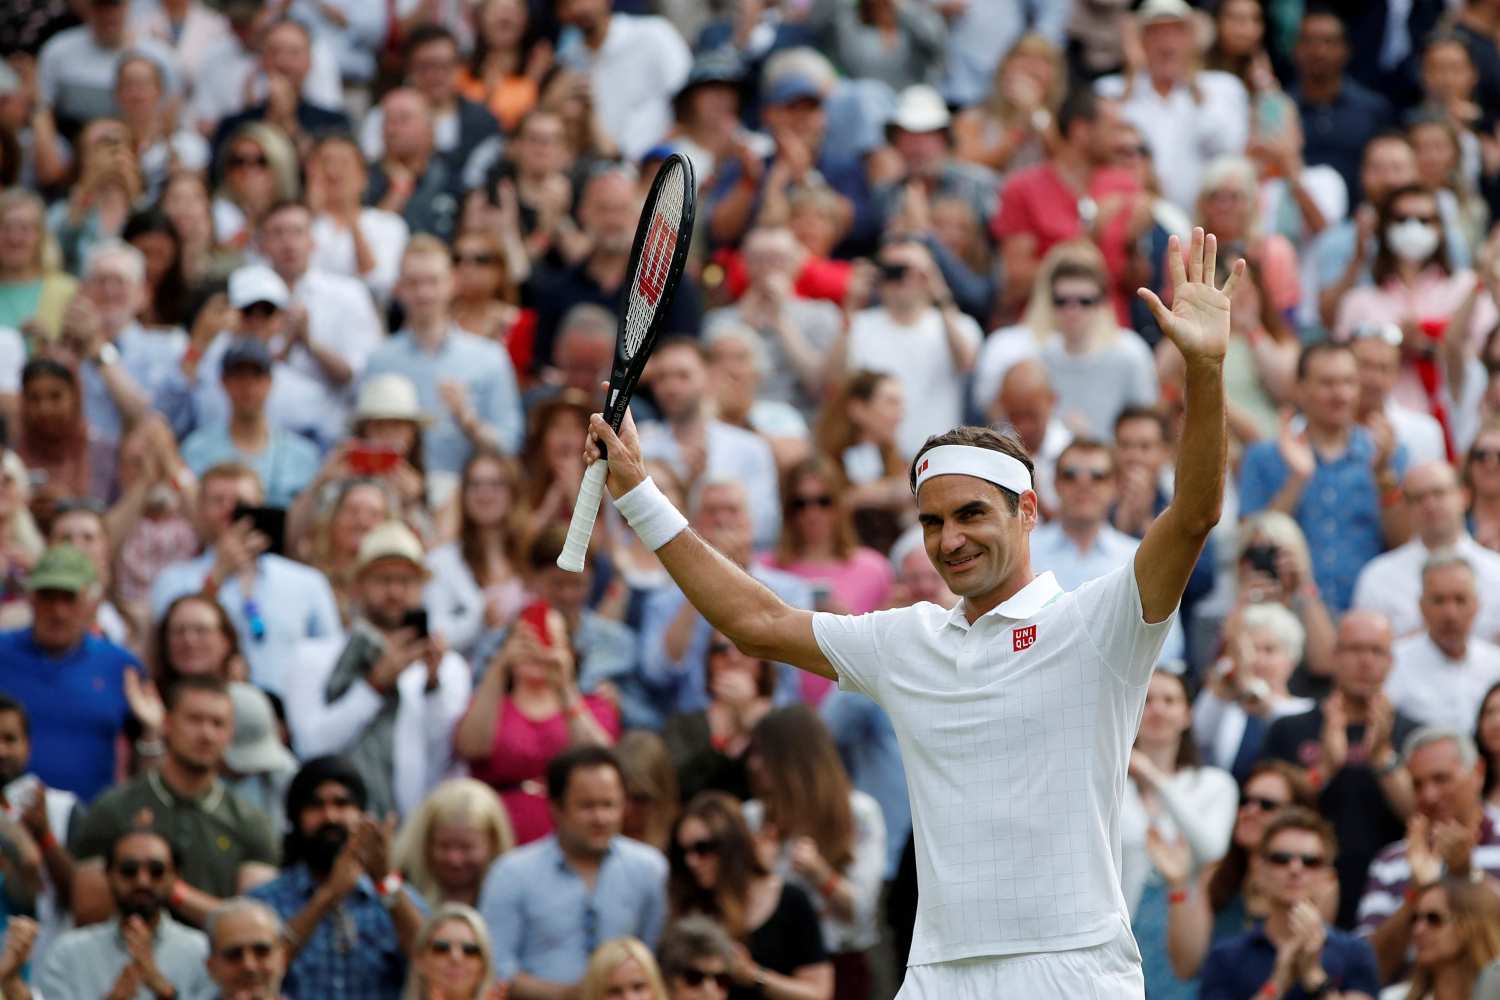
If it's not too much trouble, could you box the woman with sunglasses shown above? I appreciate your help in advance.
[213,123,299,250]
[663,632,774,804]
[1464,423,1500,551]
[1386,877,1500,1000]
[1475,680,1500,812]
[668,792,832,1000]
[448,226,534,375]
[761,457,892,706]
[658,916,736,1000]
[1148,760,1315,980]
[579,937,670,1000]
[404,903,500,1000]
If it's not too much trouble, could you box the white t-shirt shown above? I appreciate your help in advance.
[1386,633,1500,732]
[308,211,410,306]
[813,561,1174,964]
[847,307,983,459]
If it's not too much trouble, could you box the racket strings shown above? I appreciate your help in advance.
[623,163,687,359]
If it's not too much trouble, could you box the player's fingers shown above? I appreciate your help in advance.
[1186,227,1204,284]
[590,413,626,454]
[1136,287,1171,329]
[1165,234,1186,289]
[1219,257,1246,301]
[1203,231,1218,288]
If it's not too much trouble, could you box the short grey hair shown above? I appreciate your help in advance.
[657,915,735,980]
[1421,547,1476,585]
[1402,726,1480,770]
[83,239,146,287]
[703,320,770,377]
[205,898,282,945]
[1241,601,1306,664]
[557,304,616,345]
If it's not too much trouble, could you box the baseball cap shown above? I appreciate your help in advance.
[676,50,745,104]
[220,338,273,375]
[226,683,298,776]
[227,265,290,311]
[354,521,427,575]
[888,85,951,134]
[1137,0,1193,24]
[764,73,823,107]
[27,546,97,594]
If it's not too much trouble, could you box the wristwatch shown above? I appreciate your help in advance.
[94,342,120,367]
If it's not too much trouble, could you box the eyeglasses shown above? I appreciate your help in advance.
[218,941,276,962]
[429,939,483,958]
[227,154,269,171]
[116,859,168,880]
[1058,466,1111,483]
[680,968,733,990]
[167,622,219,638]
[1052,293,1101,309]
[1392,214,1438,225]
[1117,144,1150,159]
[790,494,834,512]
[1240,796,1287,813]
[241,302,279,319]
[453,252,499,267]
[877,261,910,282]
[1264,851,1326,869]
[1414,909,1450,929]
[680,838,721,858]
[1471,448,1500,464]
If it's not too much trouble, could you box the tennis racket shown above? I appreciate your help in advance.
[557,153,697,572]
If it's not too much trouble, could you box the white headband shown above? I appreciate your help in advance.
[913,445,1034,495]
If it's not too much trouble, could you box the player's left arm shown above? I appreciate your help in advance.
[1135,228,1245,624]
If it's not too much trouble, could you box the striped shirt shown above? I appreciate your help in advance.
[1356,807,1500,934]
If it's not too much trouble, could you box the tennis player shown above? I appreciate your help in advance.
[584,228,1242,998]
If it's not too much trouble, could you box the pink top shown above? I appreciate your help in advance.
[470,694,621,845]
[761,548,894,705]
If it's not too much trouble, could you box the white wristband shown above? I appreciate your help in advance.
[613,476,689,551]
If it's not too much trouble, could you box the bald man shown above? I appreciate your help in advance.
[995,359,1071,518]
[367,87,461,241]
[1352,461,1500,640]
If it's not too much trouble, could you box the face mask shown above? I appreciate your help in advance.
[1385,219,1440,263]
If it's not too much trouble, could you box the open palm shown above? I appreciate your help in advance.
[1139,228,1245,363]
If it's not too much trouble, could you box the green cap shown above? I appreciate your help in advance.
[26,545,97,594]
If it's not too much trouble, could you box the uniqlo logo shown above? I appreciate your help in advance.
[1012,625,1037,652]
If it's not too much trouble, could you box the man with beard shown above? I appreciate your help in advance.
[70,676,279,927]
[37,829,212,999]
[205,898,289,1000]
[249,756,424,1000]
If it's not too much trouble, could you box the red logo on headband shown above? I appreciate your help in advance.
[918,459,929,475]
[1013,625,1037,652]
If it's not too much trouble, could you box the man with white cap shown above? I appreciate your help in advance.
[582,229,1242,999]
[286,521,471,820]
[878,84,998,241]
[1096,0,1249,210]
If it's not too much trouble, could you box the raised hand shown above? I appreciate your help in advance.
[124,668,164,738]
[1137,228,1244,365]
[1145,826,1192,889]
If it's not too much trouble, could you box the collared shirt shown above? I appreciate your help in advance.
[478,834,668,982]
[1095,70,1249,210]
[180,424,321,508]
[309,211,410,305]
[1199,921,1378,1000]
[638,419,782,550]
[361,326,524,474]
[0,630,136,802]
[813,562,1174,963]
[1293,78,1394,202]
[69,771,278,898]
[1353,534,1500,640]
[81,321,188,446]
[556,14,691,161]
[1359,807,1500,934]
[36,916,211,1000]
[150,552,341,697]
[1239,425,1408,612]
[1387,632,1500,731]
[249,865,421,1000]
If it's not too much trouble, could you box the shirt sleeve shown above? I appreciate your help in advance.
[1074,562,1175,688]
[637,853,669,948]
[811,610,896,701]
[478,860,525,980]
[1237,442,1282,517]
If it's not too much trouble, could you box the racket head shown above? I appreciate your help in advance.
[601,152,697,431]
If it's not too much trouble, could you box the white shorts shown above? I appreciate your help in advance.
[895,930,1144,1000]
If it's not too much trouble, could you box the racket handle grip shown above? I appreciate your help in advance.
[558,461,609,573]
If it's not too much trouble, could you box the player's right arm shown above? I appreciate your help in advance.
[586,410,835,680]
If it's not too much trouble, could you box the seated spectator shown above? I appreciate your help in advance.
[123,208,193,331]
[404,902,498,1000]
[812,370,910,553]
[37,829,212,1000]
[249,756,425,1000]
[212,123,301,251]
[1354,461,1500,639]
[668,791,831,999]
[0,189,77,338]
[1198,808,1378,1000]
[1151,761,1316,980]
[810,0,943,92]
[1357,728,1500,983]
[1239,341,1409,613]
[17,358,118,513]
[1111,406,1174,539]
[616,731,679,857]
[35,0,178,138]
[447,226,532,364]
[656,915,737,1000]
[662,632,774,804]
[47,117,147,275]
[1193,603,1315,779]
[1386,877,1500,1000]
[743,707,885,999]
[151,593,245,690]
[392,779,514,911]
[203,897,290,1000]
[69,676,279,926]
[149,463,341,697]
[365,89,463,245]
[478,747,668,994]
[1468,425,1500,551]
[1387,550,1500,730]
[179,338,321,507]
[1124,669,1237,998]
[1192,156,1301,317]
[210,20,350,157]
[108,418,200,625]
[1228,512,1337,689]
[307,133,410,306]
[0,545,137,801]
[114,53,208,200]
[460,0,546,133]
[159,172,242,288]
[952,33,1065,175]
[287,521,472,819]
[457,601,619,845]
[1350,314,1448,468]
[527,305,615,408]
[703,322,811,468]
[301,478,395,626]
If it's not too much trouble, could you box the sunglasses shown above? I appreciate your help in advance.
[680,968,733,990]
[1472,448,1500,464]
[1052,293,1100,309]
[1118,144,1149,158]
[877,261,910,282]
[790,494,834,512]
[219,941,276,962]
[1264,851,1326,869]
[227,155,269,170]
[241,302,280,319]
[1058,467,1111,483]
[707,642,733,656]
[1392,214,1438,225]
[680,838,721,858]
[429,939,483,958]
[1240,796,1287,813]
[453,252,499,266]
[1414,909,1450,929]
[116,859,168,880]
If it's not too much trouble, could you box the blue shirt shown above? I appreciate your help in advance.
[179,424,321,508]
[1239,426,1407,613]
[80,322,186,446]
[478,834,668,983]
[1199,921,1379,1000]
[150,552,341,696]
[821,691,910,880]
[249,865,422,1000]
[1293,79,1392,202]
[0,630,136,803]
[361,326,524,474]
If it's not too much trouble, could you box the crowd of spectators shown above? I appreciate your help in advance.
[17,0,1500,999]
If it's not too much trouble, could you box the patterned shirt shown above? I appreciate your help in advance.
[1356,807,1500,935]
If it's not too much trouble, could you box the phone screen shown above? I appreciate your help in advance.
[232,504,287,556]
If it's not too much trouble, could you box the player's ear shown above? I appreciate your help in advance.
[1018,489,1039,530]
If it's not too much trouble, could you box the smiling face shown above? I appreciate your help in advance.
[417,917,485,997]
[1233,771,1294,850]
[1411,884,1462,968]
[428,820,494,897]
[166,597,234,677]
[676,814,721,891]
[1137,671,1191,749]
[916,474,1035,605]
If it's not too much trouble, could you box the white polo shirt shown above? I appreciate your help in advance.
[1386,632,1500,732]
[813,561,1173,965]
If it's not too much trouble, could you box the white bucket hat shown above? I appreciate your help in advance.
[353,374,432,425]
